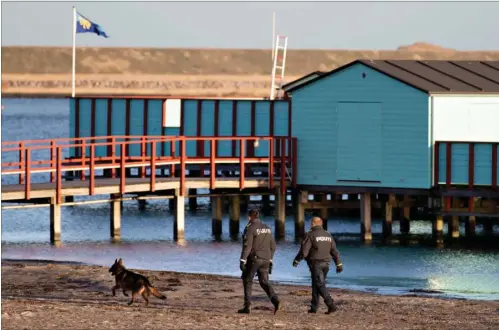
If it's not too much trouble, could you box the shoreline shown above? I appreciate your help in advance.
[2,257,498,302]
[2,259,499,329]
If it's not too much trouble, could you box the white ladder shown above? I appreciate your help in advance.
[270,35,288,100]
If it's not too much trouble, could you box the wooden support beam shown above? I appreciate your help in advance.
[432,215,444,243]
[229,195,240,237]
[449,197,460,238]
[275,190,286,238]
[360,193,372,241]
[110,194,121,240]
[50,196,61,244]
[138,199,146,211]
[466,197,476,237]
[262,194,271,216]
[212,196,223,237]
[302,199,417,210]
[320,194,328,231]
[383,195,393,237]
[188,188,197,211]
[174,194,185,240]
[400,195,410,235]
[294,190,306,238]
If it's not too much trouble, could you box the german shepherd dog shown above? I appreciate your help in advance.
[108,258,167,306]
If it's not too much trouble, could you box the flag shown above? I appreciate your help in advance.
[75,11,109,38]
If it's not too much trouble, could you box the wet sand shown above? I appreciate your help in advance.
[2,259,499,329]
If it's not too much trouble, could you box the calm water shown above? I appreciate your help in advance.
[2,98,499,301]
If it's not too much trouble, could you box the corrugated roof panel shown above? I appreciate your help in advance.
[420,60,499,92]
[483,61,499,71]
[385,60,481,92]
[359,60,448,92]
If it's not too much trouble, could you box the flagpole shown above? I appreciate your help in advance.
[271,12,276,61]
[72,6,76,98]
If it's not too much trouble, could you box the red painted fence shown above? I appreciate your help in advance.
[2,135,298,203]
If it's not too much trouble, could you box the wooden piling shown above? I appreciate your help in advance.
[168,198,175,211]
[483,219,494,235]
[320,194,328,231]
[294,190,306,238]
[400,195,410,234]
[50,196,61,244]
[383,195,393,237]
[449,198,460,238]
[212,196,223,236]
[262,194,271,216]
[110,194,121,240]
[174,194,185,240]
[465,216,476,237]
[432,215,444,243]
[230,195,240,236]
[188,188,197,211]
[275,190,286,238]
[360,193,372,241]
[138,199,146,211]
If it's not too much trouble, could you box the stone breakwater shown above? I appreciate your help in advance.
[1,74,295,97]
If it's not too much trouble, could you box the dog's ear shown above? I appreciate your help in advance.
[114,258,118,264]
[118,258,123,265]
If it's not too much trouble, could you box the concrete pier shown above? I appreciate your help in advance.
[212,196,223,236]
[50,197,61,244]
[360,193,372,241]
[110,194,121,240]
[229,195,240,237]
[174,194,185,240]
[294,191,306,237]
[275,190,286,238]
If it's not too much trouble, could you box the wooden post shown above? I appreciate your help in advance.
[400,195,410,234]
[188,188,198,211]
[168,198,175,212]
[174,193,185,240]
[360,193,372,241]
[483,219,494,235]
[212,196,223,236]
[383,194,393,237]
[320,194,328,231]
[466,197,476,237]
[50,196,61,244]
[449,197,460,238]
[230,195,240,237]
[275,190,286,238]
[432,215,444,243]
[294,190,306,238]
[110,194,121,240]
[138,199,146,211]
[241,195,249,212]
[262,194,271,216]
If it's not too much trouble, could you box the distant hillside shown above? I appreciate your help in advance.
[3,43,499,75]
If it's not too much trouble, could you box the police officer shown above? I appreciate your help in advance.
[292,216,343,314]
[238,208,282,314]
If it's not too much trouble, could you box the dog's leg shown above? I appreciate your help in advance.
[141,290,150,307]
[112,285,120,297]
[122,290,129,297]
[128,291,137,306]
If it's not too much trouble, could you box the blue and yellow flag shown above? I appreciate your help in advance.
[75,11,109,38]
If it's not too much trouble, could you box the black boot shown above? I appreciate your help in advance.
[238,304,251,314]
[308,308,317,314]
[325,303,337,314]
[271,297,282,315]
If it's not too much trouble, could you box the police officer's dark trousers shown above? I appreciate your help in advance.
[242,257,278,307]
[308,261,334,310]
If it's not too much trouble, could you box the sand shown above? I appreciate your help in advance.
[2,259,499,330]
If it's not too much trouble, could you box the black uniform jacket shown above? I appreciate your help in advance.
[240,219,276,262]
[294,225,341,265]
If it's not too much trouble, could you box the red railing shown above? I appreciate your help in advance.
[434,140,498,212]
[1,135,298,203]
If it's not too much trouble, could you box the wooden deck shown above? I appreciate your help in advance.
[1,176,285,202]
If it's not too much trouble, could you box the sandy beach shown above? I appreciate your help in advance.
[2,259,499,329]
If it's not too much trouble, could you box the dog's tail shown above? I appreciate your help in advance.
[145,279,167,300]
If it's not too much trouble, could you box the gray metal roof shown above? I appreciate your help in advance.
[286,60,499,94]
[282,71,326,92]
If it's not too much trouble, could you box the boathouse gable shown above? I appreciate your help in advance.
[290,62,431,189]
